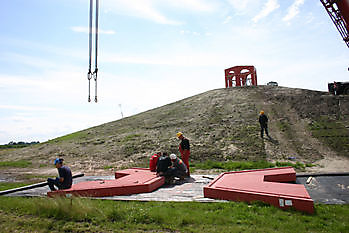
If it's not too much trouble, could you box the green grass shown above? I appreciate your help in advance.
[46,131,88,143]
[308,117,349,157]
[103,165,114,170]
[0,160,32,168]
[121,134,142,143]
[191,160,311,171]
[0,197,348,232]
[0,182,31,191]
[275,161,306,170]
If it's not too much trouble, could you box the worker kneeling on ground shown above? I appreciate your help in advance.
[156,152,172,177]
[168,154,188,180]
[149,152,162,172]
[47,158,72,191]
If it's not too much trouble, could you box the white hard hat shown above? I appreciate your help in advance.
[170,154,177,160]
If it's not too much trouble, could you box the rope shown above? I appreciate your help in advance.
[87,73,91,102]
[94,72,98,102]
[94,0,99,102]
[87,0,99,103]
[88,0,93,73]
[87,0,93,102]
[95,0,99,71]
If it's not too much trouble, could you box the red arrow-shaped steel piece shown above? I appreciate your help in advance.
[204,167,314,213]
[47,168,164,198]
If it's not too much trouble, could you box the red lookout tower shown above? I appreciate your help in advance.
[225,65,257,88]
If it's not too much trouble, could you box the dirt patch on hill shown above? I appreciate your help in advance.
[255,86,349,173]
[1,86,349,182]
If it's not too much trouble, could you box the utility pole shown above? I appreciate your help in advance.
[119,104,124,118]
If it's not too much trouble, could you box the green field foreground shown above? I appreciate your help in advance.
[0,197,348,232]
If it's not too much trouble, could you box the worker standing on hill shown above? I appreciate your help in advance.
[149,152,161,172]
[177,132,190,176]
[259,110,270,139]
[47,158,72,191]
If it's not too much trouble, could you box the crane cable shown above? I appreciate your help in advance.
[87,0,99,103]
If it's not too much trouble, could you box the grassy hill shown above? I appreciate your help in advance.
[1,85,349,179]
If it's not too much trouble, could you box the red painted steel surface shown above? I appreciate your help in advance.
[321,0,349,47]
[204,167,314,213]
[47,168,165,198]
[225,66,257,88]
[337,0,349,29]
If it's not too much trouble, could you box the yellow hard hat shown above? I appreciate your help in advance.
[176,132,183,138]
[260,110,264,115]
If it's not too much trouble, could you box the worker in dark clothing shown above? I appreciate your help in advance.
[169,154,187,180]
[47,158,72,191]
[156,153,172,177]
[149,152,162,172]
[177,132,190,176]
[259,110,270,139]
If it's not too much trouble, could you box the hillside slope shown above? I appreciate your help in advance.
[1,86,349,178]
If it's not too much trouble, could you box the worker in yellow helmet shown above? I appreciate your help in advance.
[176,132,190,177]
[259,111,270,139]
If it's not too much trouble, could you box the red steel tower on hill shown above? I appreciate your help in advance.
[225,66,257,88]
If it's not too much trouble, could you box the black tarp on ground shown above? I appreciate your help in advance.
[297,176,349,204]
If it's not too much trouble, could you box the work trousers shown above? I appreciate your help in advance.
[180,150,190,176]
[166,167,187,178]
[260,125,269,138]
[47,177,63,191]
[47,178,71,191]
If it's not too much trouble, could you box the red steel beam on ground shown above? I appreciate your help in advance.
[47,168,165,198]
[204,167,314,213]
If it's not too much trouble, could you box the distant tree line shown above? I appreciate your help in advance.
[0,141,40,149]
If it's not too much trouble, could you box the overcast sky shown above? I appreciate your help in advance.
[0,0,348,144]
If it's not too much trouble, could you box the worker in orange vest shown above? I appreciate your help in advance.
[177,132,190,176]
[149,152,162,172]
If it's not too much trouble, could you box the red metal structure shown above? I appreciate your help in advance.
[321,0,349,48]
[47,168,165,198]
[204,167,314,213]
[225,66,257,88]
